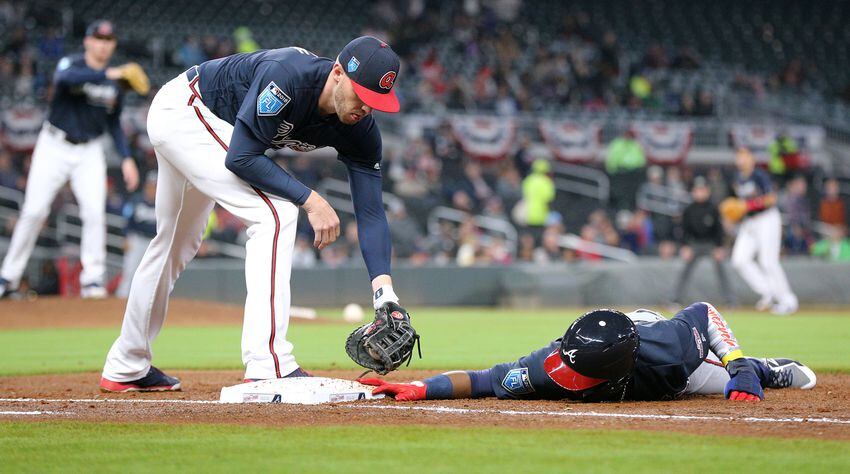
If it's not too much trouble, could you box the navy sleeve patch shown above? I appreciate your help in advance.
[501,367,535,395]
[257,81,291,116]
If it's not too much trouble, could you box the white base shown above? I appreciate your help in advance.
[219,377,384,404]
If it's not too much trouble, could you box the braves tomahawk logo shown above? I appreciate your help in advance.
[379,71,396,90]
[562,349,578,364]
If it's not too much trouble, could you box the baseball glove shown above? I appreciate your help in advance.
[117,62,150,96]
[345,302,421,375]
[719,197,747,222]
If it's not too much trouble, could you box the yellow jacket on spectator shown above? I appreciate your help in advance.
[605,136,646,174]
[522,160,555,226]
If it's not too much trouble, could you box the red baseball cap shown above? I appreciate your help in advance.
[86,20,116,40]
[338,36,400,113]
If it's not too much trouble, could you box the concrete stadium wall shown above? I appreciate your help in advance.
[173,258,850,307]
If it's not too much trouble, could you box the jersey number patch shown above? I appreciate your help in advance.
[257,81,290,116]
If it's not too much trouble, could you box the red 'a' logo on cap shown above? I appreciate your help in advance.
[379,71,396,90]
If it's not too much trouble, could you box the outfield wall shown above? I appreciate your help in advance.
[174,258,850,307]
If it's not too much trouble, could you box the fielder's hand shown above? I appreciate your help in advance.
[358,377,427,401]
[345,302,421,375]
[303,191,340,250]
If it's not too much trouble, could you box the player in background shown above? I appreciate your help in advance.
[729,148,798,315]
[361,303,816,403]
[671,177,736,306]
[116,172,157,297]
[0,20,140,299]
[100,37,407,392]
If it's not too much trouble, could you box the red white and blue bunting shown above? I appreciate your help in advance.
[631,121,693,165]
[538,119,602,163]
[730,124,825,162]
[450,115,516,161]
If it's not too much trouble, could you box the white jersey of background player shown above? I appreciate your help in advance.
[0,20,139,298]
[730,148,798,315]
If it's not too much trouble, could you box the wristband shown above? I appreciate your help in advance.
[373,285,399,310]
[745,197,766,213]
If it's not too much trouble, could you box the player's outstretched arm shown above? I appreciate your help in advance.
[701,303,764,401]
[359,370,495,401]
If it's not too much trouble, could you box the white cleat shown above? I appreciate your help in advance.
[770,301,798,316]
[81,284,108,299]
[758,358,817,390]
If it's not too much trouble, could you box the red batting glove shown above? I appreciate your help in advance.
[358,377,427,401]
[728,390,761,402]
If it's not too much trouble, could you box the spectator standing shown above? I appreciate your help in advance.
[672,178,736,306]
[779,175,812,253]
[819,178,846,229]
[605,130,645,210]
[767,132,799,182]
[521,159,555,241]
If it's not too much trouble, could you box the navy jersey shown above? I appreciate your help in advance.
[197,48,382,169]
[733,168,773,200]
[195,47,390,279]
[485,305,711,401]
[48,54,130,157]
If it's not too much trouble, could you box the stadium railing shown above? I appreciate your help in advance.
[557,233,638,263]
[426,206,518,256]
[635,183,693,217]
[552,162,610,203]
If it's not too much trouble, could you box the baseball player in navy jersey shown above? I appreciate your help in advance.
[100,36,406,391]
[361,303,816,403]
[0,20,140,299]
[730,148,798,315]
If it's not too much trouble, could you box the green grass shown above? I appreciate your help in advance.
[1,421,847,473]
[0,308,848,376]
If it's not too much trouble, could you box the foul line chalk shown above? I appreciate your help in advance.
[0,398,848,426]
[0,410,67,415]
[348,404,850,425]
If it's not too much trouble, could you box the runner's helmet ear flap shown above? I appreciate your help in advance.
[547,309,640,402]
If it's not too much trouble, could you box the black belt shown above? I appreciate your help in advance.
[45,122,91,145]
[185,65,199,82]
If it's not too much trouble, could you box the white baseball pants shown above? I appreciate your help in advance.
[731,207,798,307]
[1,127,106,288]
[103,72,300,382]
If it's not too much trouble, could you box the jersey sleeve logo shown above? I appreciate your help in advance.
[257,81,291,116]
[501,367,535,395]
[57,57,71,71]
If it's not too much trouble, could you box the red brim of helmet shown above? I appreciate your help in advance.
[543,350,607,391]
[351,80,400,113]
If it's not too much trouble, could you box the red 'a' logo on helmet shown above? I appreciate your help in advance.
[379,71,396,90]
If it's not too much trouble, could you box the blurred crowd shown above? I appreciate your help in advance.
[0,1,841,114]
[0,0,848,285]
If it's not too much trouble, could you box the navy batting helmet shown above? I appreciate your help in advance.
[543,309,639,402]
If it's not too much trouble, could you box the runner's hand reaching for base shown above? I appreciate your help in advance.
[303,191,340,249]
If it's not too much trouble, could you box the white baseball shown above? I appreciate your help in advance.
[342,303,365,323]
